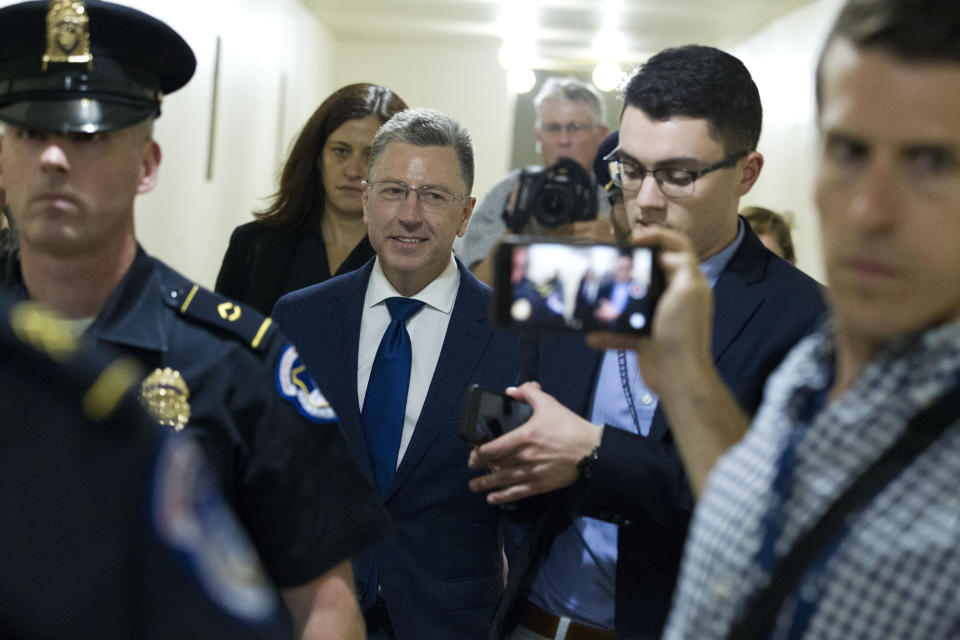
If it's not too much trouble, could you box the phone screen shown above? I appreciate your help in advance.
[494,238,664,333]
[493,237,664,334]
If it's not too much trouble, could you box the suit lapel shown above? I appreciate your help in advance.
[321,265,375,485]
[710,224,768,363]
[385,262,490,500]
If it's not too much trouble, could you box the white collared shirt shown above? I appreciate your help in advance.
[358,254,461,467]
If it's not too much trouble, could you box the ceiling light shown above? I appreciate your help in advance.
[498,38,535,70]
[507,66,537,94]
[592,61,623,92]
[592,28,627,61]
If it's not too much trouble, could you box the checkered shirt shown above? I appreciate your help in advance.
[664,318,960,639]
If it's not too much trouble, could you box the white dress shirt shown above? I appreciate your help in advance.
[358,254,460,467]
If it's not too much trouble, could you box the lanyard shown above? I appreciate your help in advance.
[616,349,641,432]
[752,388,829,640]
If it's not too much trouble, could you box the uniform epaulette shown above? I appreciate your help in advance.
[161,283,278,353]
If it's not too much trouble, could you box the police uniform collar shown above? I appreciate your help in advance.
[86,246,169,352]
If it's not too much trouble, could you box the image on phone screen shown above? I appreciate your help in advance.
[494,239,663,334]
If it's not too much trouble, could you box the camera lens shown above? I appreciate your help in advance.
[535,184,576,227]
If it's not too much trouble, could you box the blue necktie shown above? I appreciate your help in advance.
[362,296,425,494]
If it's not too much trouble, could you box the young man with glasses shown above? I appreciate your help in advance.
[453,76,610,278]
[273,108,520,640]
[468,45,825,639]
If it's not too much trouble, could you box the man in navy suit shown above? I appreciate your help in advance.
[469,46,826,639]
[274,108,519,639]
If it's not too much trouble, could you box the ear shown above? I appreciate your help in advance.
[737,151,764,197]
[137,140,162,195]
[456,196,476,237]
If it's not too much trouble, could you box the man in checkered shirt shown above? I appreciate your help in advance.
[594,0,960,637]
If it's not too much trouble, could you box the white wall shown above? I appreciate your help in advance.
[332,36,514,205]
[330,0,848,282]
[117,0,336,287]
[119,2,513,289]
[2,0,848,288]
[731,0,846,282]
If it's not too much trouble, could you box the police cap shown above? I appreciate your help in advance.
[0,0,196,133]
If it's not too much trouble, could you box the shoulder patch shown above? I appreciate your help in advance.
[153,435,280,623]
[275,344,338,424]
[162,284,276,352]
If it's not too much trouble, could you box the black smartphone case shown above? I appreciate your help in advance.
[460,384,533,446]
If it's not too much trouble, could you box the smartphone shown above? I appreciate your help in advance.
[492,236,664,334]
[460,384,533,446]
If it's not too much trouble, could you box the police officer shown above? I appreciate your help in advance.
[0,3,388,638]
[0,291,291,638]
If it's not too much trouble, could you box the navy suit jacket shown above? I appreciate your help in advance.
[274,258,519,640]
[491,222,827,639]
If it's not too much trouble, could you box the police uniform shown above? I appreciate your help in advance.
[0,0,389,593]
[0,291,292,638]
[77,246,388,588]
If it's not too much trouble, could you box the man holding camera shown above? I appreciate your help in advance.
[453,76,610,279]
[469,46,825,639]
[273,108,520,639]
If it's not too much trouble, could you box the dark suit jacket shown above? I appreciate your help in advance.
[273,258,520,640]
[491,222,827,639]
[572,277,601,330]
[215,220,375,315]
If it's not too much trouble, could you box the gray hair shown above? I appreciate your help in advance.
[369,107,475,193]
[533,76,605,127]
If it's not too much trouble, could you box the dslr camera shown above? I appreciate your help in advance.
[502,158,597,233]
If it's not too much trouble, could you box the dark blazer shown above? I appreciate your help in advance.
[273,258,519,640]
[215,220,375,315]
[572,276,601,330]
[492,222,827,639]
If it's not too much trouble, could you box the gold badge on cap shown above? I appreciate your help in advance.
[42,0,93,70]
[140,367,191,431]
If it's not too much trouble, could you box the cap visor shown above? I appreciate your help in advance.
[0,98,156,133]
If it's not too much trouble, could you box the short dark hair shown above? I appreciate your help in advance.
[256,83,408,229]
[742,206,796,264]
[621,45,762,154]
[369,108,475,193]
[815,0,960,111]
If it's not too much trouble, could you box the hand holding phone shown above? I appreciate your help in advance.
[460,384,533,447]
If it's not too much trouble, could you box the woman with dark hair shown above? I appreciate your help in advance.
[215,83,408,314]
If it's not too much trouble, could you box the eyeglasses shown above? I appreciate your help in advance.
[363,180,471,212]
[540,122,597,137]
[607,148,751,198]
